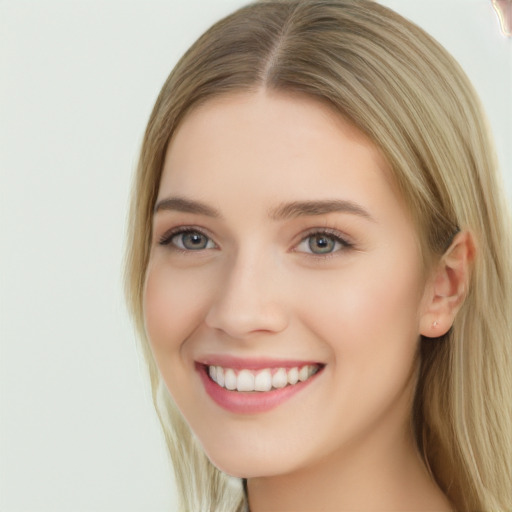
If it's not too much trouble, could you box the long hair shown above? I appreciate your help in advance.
[125,1,512,510]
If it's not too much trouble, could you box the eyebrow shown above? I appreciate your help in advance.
[154,196,375,222]
[268,199,375,222]
[154,197,222,217]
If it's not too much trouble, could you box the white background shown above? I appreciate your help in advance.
[1,1,510,511]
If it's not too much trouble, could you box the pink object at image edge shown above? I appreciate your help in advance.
[492,0,512,36]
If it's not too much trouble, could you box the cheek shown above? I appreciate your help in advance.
[285,256,424,455]
[297,252,424,385]
[143,261,210,357]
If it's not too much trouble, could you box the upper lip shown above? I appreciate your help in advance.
[196,355,324,370]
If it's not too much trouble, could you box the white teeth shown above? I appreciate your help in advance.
[224,369,237,390]
[254,369,272,391]
[216,366,225,387]
[272,368,288,389]
[287,367,299,385]
[237,369,255,392]
[206,364,321,392]
[298,366,309,382]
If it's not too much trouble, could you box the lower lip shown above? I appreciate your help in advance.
[197,363,322,414]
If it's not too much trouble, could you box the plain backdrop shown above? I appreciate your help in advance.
[0,1,510,511]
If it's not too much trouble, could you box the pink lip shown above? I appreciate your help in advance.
[197,355,321,370]
[196,362,324,414]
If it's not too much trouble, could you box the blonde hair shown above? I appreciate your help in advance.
[125,1,512,510]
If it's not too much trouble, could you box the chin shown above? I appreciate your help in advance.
[201,442,298,479]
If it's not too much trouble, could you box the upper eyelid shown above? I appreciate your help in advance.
[158,225,217,246]
[292,230,355,260]
[295,227,353,245]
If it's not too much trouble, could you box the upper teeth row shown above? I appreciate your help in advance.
[208,365,319,392]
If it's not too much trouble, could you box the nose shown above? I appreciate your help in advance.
[204,251,289,339]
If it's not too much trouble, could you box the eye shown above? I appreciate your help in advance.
[295,230,351,255]
[159,228,216,251]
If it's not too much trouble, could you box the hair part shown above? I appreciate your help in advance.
[125,1,512,510]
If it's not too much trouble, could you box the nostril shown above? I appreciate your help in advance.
[205,304,289,339]
[205,295,288,339]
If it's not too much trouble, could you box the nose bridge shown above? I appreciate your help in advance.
[205,244,288,338]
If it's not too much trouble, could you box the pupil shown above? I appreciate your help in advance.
[184,232,206,249]
[309,235,334,253]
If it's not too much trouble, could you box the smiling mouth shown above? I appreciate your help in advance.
[205,364,323,392]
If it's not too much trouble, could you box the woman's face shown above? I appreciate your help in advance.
[144,91,431,478]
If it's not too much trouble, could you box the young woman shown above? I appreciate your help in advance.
[125,1,512,510]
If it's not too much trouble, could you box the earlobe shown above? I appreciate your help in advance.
[420,231,475,338]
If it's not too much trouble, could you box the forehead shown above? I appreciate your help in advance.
[159,90,401,215]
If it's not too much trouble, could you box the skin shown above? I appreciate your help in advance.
[144,90,468,511]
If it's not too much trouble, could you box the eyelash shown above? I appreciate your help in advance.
[294,228,353,257]
[158,226,354,256]
[158,227,215,251]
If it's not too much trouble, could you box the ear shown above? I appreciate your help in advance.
[420,231,475,338]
